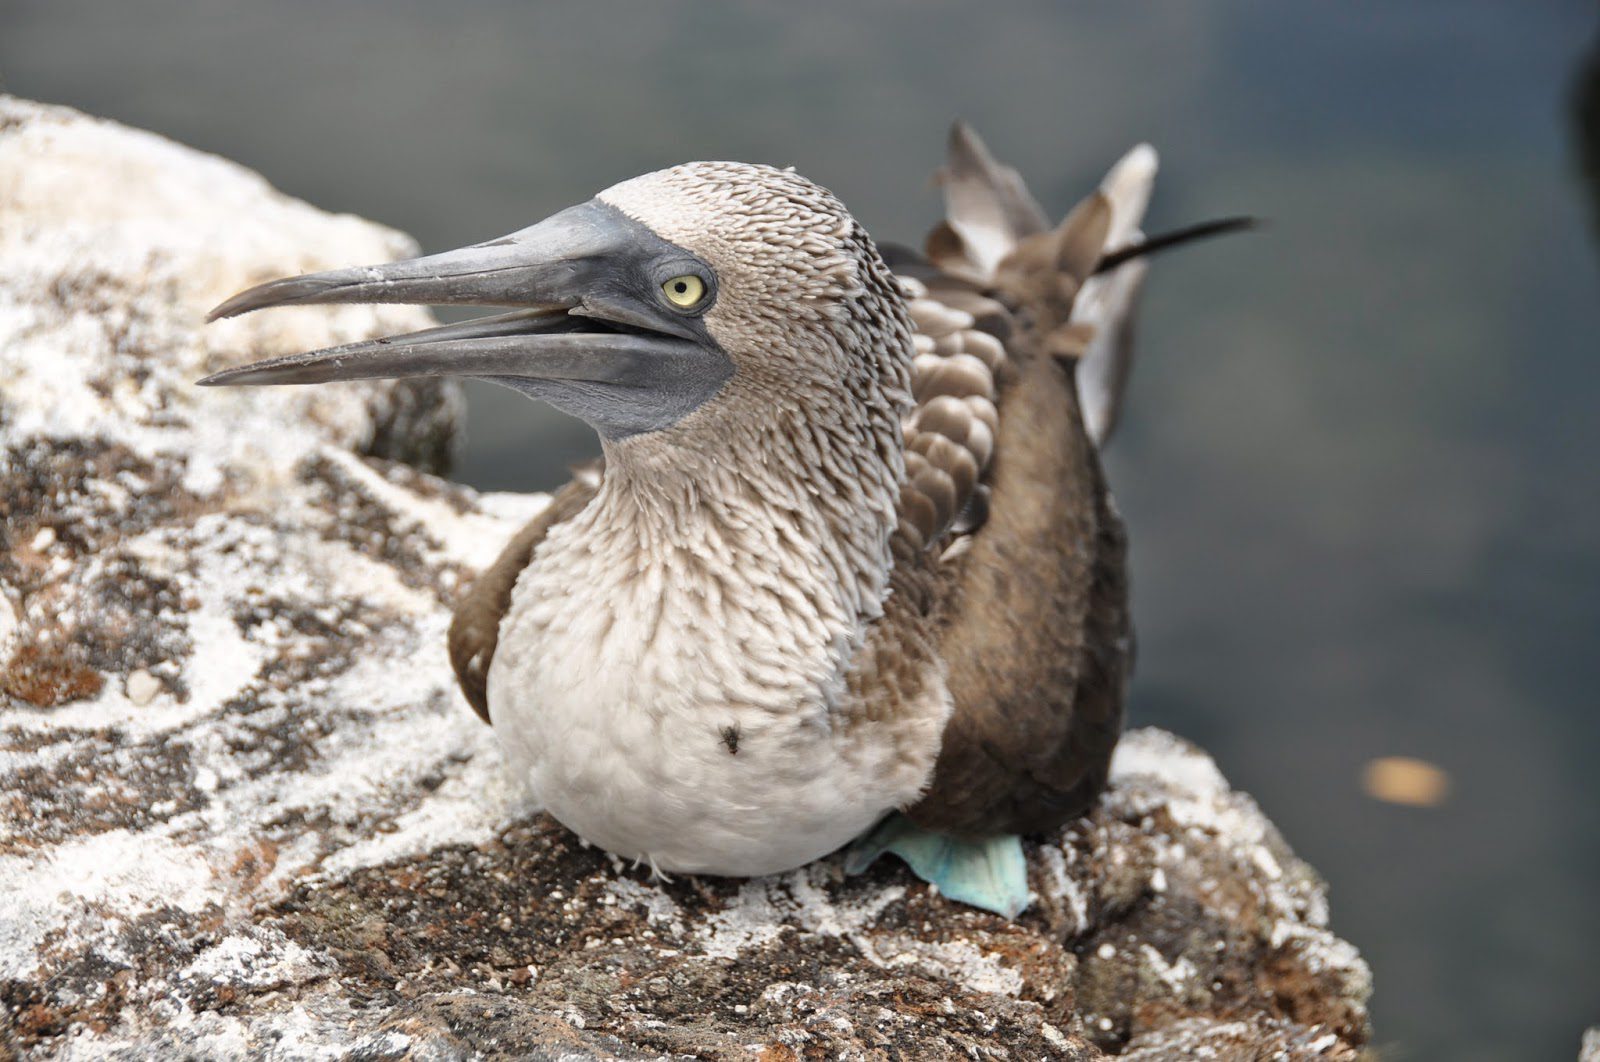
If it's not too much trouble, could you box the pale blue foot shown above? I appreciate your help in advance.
[845,814,1031,919]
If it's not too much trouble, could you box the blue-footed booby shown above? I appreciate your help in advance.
[201,126,1247,917]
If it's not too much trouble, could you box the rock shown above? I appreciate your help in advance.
[0,96,1372,1059]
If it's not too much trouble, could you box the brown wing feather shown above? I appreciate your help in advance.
[896,129,1133,837]
[933,121,1051,278]
[448,463,601,722]
[904,340,1129,836]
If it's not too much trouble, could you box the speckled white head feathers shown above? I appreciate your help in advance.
[601,162,886,324]
[597,162,915,442]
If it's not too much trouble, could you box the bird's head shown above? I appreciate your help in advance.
[201,162,913,450]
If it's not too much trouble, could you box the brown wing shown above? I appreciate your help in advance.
[448,462,602,722]
[897,124,1138,837]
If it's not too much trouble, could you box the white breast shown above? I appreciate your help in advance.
[485,491,945,877]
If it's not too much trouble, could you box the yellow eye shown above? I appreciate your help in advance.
[661,274,706,308]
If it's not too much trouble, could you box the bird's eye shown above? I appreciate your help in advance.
[661,274,706,309]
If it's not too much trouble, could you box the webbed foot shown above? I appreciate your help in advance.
[845,813,1031,919]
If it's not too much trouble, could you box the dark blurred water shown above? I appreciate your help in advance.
[5,2,1598,1056]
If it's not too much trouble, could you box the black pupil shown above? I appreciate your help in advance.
[674,281,688,293]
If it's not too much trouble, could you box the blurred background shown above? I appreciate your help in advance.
[4,2,1596,1056]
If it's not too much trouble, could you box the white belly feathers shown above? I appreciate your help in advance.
[484,496,942,877]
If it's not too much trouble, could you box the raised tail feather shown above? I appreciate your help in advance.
[926,122,1158,447]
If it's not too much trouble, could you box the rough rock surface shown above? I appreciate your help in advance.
[0,97,1372,1059]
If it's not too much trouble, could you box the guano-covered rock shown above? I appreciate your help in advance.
[0,97,1371,1060]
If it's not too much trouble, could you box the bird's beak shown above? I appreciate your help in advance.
[198,200,730,436]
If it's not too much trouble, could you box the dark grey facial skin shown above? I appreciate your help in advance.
[199,200,733,439]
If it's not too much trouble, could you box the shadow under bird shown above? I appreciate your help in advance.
[201,125,1248,917]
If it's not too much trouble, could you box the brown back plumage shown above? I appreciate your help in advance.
[894,124,1134,836]
[448,126,1138,838]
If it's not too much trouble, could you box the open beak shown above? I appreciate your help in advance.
[196,307,688,389]
[198,199,721,399]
